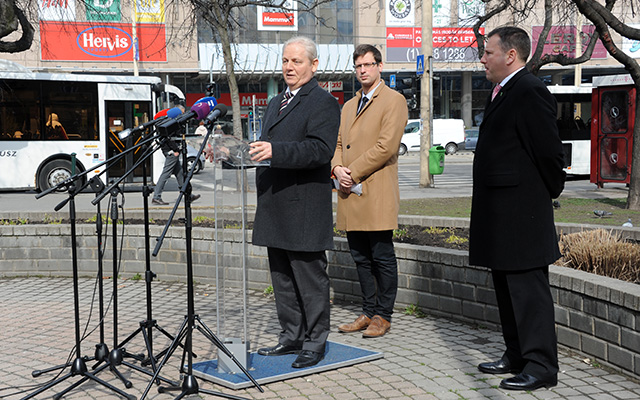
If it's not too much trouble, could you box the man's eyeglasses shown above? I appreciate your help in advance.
[353,62,378,71]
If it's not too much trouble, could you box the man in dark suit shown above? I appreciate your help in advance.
[249,36,340,369]
[470,27,565,391]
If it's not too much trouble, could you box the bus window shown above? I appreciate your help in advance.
[41,81,99,141]
[0,80,40,140]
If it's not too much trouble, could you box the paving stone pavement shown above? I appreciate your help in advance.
[1,277,639,400]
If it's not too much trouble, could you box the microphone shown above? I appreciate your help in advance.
[157,102,211,136]
[118,107,184,139]
[154,107,183,120]
[195,96,218,109]
[204,104,228,124]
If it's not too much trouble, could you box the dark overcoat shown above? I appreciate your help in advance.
[469,69,566,270]
[252,78,340,252]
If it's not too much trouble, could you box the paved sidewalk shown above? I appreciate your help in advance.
[1,278,639,399]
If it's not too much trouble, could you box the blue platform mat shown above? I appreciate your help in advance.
[192,341,383,390]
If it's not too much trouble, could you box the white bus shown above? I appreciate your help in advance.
[0,63,185,191]
[548,84,593,176]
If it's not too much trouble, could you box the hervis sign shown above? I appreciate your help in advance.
[40,21,166,62]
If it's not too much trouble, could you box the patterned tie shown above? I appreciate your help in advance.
[491,84,502,101]
[357,96,369,114]
[279,91,293,114]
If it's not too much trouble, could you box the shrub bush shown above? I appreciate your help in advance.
[558,229,640,284]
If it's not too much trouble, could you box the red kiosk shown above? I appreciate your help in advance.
[590,74,636,188]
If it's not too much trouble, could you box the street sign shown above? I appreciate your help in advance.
[416,55,424,75]
[390,74,396,88]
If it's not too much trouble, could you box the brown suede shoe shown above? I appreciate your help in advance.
[362,315,390,338]
[338,314,371,333]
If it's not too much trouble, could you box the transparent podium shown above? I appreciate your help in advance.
[208,134,267,375]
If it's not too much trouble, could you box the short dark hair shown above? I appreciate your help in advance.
[487,27,530,62]
[353,44,382,64]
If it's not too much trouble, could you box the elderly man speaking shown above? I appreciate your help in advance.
[249,36,340,369]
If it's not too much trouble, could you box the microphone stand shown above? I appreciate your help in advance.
[21,161,135,400]
[140,119,263,400]
[37,132,179,399]
[113,130,185,384]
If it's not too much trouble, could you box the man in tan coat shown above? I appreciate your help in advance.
[331,44,408,338]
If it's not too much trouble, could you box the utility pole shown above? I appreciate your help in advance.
[420,0,433,187]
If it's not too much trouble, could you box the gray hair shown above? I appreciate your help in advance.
[283,36,318,63]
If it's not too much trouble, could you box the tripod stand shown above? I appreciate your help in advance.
[22,130,176,399]
[111,137,184,381]
[21,177,135,400]
[140,110,263,400]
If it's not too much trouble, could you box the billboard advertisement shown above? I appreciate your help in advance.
[386,0,414,27]
[531,25,607,59]
[386,27,483,63]
[39,0,77,21]
[257,1,298,31]
[86,0,121,22]
[40,21,166,62]
[135,0,165,23]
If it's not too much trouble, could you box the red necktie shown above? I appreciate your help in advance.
[491,84,502,101]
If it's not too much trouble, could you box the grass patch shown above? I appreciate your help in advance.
[399,196,640,226]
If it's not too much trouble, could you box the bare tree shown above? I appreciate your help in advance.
[0,0,34,53]
[186,0,335,138]
[473,0,640,209]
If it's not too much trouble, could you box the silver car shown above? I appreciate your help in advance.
[464,128,479,152]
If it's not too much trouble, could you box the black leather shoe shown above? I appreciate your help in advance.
[190,194,201,202]
[291,350,324,368]
[478,359,522,374]
[257,343,301,356]
[500,373,557,391]
[152,198,168,205]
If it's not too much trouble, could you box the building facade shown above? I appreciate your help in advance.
[2,0,639,134]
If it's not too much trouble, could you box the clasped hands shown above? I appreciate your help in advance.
[333,165,357,194]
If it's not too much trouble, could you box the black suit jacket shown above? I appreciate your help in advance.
[252,78,340,252]
[469,69,565,270]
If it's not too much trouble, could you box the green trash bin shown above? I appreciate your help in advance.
[428,145,445,175]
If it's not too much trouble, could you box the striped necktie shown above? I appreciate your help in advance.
[491,84,502,101]
[279,91,293,114]
[357,96,369,114]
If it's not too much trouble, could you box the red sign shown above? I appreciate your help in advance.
[386,27,422,48]
[261,12,295,26]
[532,25,607,59]
[433,27,482,48]
[40,21,166,62]
[187,91,344,109]
[386,27,483,50]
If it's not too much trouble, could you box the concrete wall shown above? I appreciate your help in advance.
[1,219,638,379]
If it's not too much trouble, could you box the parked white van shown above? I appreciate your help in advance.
[399,119,465,155]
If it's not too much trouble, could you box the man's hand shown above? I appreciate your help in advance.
[204,144,215,162]
[249,141,272,162]
[333,165,356,194]
[204,143,229,163]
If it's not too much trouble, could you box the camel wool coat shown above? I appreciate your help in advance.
[331,82,408,231]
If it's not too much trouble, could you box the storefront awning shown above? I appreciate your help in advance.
[199,43,355,81]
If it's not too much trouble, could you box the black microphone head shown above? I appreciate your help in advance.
[213,103,228,118]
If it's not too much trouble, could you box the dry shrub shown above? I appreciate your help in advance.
[558,229,640,284]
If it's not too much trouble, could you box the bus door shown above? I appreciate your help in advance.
[590,85,635,187]
[101,83,153,184]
